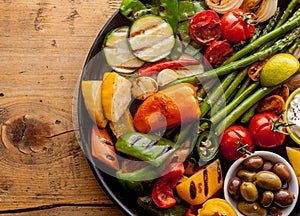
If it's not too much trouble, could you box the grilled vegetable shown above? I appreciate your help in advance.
[271,84,289,101]
[119,0,148,21]
[137,195,188,216]
[156,69,179,87]
[152,162,184,208]
[198,198,238,216]
[189,10,222,45]
[103,26,144,73]
[81,80,107,128]
[91,126,119,170]
[205,0,243,14]
[176,159,223,205]
[109,110,136,138]
[247,58,269,82]
[115,132,175,167]
[256,95,285,115]
[241,0,278,23]
[133,83,200,133]
[131,77,158,100]
[138,59,199,76]
[152,0,178,34]
[128,15,175,62]
[101,72,132,122]
[196,131,219,165]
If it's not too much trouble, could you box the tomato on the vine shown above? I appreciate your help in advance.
[221,9,255,43]
[204,40,234,68]
[219,125,254,161]
[248,112,287,148]
[189,10,222,45]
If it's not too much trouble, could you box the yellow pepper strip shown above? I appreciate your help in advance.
[176,159,223,205]
[198,198,238,216]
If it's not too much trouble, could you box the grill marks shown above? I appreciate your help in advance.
[188,159,223,201]
[128,15,175,62]
[130,22,162,38]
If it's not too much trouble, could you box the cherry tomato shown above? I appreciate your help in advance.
[221,9,255,43]
[189,10,222,45]
[248,112,287,148]
[204,40,234,68]
[219,125,254,161]
[152,162,184,209]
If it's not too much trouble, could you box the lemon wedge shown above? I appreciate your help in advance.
[260,53,299,87]
[101,72,132,122]
[286,146,300,185]
[81,80,107,128]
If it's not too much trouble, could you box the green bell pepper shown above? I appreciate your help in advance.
[116,162,166,181]
[116,132,176,167]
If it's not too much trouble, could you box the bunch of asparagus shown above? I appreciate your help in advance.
[167,0,300,136]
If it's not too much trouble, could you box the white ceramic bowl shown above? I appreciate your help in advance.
[224,151,299,216]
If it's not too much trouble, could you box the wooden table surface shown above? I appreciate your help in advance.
[0,0,126,215]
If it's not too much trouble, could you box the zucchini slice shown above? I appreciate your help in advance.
[103,26,144,73]
[128,15,175,62]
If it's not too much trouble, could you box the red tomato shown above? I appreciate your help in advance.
[248,112,286,148]
[204,40,234,68]
[189,10,222,45]
[221,9,255,43]
[152,162,184,209]
[219,125,254,161]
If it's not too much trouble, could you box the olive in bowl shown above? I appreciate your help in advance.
[224,151,298,216]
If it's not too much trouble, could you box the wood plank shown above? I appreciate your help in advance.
[0,0,125,214]
[0,206,124,216]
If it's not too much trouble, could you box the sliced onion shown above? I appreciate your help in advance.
[254,0,278,23]
[205,0,244,14]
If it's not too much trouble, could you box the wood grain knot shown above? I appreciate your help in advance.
[1,115,51,154]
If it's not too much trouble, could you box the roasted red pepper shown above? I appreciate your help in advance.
[133,83,201,133]
[138,59,200,76]
[152,162,185,209]
[91,125,119,170]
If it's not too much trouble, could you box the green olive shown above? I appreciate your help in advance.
[243,155,264,171]
[237,200,267,216]
[237,169,256,182]
[255,171,282,190]
[240,182,258,202]
[273,162,291,182]
[259,191,274,208]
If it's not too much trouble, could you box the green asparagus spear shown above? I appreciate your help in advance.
[211,82,259,125]
[215,85,278,136]
[166,26,300,87]
[225,11,300,63]
[275,0,300,28]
